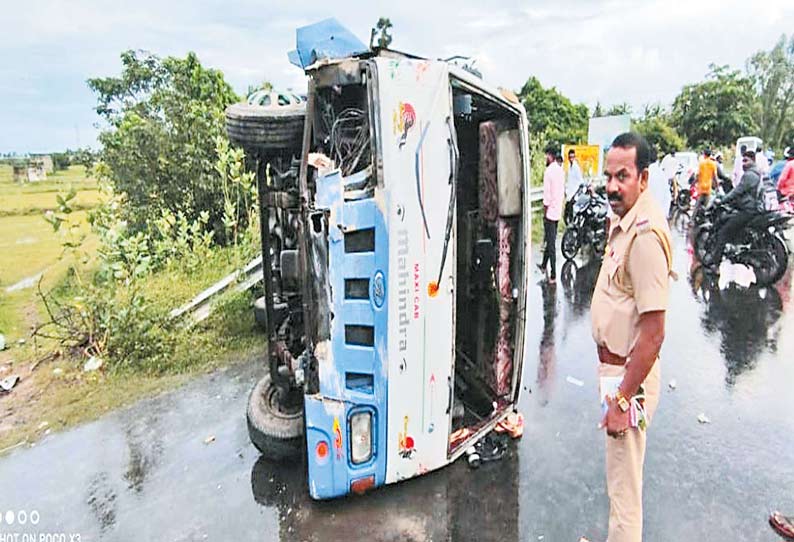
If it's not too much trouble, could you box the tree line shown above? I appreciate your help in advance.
[519,33,794,155]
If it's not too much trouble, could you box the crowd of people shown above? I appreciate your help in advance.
[538,138,794,283]
[537,133,794,542]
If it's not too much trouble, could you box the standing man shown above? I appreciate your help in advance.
[565,148,585,223]
[538,145,565,283]
[733,145,747,187]
[647,148,671,215]
[592,132,673,542]
[694,149,717,219]
[714,152,733,193]
[756,145,770,178]
[777,146,794,199]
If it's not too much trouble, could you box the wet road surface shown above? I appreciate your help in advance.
[1,230,793,541]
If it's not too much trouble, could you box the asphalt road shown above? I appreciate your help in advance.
[1,229,793,541]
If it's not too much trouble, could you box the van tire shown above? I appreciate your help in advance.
[225,103,305,155]
[246,373,304,461]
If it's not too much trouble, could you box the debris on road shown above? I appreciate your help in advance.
[83,356,103,372]
[0,375,20,393]
[697,413,711,424]
[668,379,677,390]
[566,376,584,387]
[465,433,509,469]
[204,435,216,445]
[495,411,524,438]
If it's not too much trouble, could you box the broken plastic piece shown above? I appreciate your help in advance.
[668,379,677,390]
[0,375,20,392]
[83,356,103,372]
[697,413,711,424]
[204,435,216,445]
[450,427,472,448]
[495,411,524,438]
[288,18,368,70]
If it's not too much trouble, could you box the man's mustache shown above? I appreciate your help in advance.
[608,192,622,202]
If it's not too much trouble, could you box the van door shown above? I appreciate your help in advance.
[374,57,457,482]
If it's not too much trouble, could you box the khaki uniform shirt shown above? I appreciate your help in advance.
[591,189,672,357]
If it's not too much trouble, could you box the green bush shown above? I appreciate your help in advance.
[37,140,258,373]
[88,50,239,243]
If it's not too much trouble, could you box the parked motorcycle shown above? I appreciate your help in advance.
[693,201,791,286]
[561,184,608,260]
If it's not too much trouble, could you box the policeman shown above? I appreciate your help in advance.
[591,132,673,542]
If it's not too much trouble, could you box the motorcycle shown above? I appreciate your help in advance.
[561,184,608,260]
[693,201,791,286]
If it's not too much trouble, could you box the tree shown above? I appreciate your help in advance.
[671,64,757,149]
[518,76,589,145]
[370,17,393,49]
[88,50,238,239]
[746,34,794,149]
[634,117,686,157]
[632,104,686,156]
[606,102,632,116]
[51,152,70,171]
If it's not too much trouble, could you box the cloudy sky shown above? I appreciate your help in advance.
[2,0,792,153]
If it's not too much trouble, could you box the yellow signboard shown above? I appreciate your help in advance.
[562,144,601,178]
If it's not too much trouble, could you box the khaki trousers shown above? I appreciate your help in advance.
[598,360,661,542]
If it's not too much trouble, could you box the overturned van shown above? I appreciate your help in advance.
[227,20,532,499]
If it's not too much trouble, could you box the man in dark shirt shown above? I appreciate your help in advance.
[708,150,762,265]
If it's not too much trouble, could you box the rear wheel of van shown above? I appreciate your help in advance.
[246,372,304,461]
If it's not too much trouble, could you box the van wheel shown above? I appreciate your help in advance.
[246,373,304,461]
[225,102,305,155]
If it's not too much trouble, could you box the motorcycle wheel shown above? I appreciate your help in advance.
[694,226,712,265]
[750,233,788,286]
[674,210,691,234]
[592,234,606,260]
[561,228,580,260]
[677,192,690,212]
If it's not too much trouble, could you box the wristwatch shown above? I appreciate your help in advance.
[615,390,630,413]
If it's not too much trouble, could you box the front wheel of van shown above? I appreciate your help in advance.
[247,373,304,461]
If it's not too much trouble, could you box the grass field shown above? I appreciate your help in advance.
[0,165,100,341]
[0,162,265,452]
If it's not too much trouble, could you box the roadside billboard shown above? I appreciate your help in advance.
[562,144,600,178]
[588,114,631,174]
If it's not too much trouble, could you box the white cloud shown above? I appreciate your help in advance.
[2,0,794,151]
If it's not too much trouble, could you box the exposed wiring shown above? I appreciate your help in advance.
[330,108,370,176]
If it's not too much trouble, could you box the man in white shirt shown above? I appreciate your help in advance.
[538,146,566,283]
[647,151,672,218]
[733,145,747,187]
[756,145,770,178]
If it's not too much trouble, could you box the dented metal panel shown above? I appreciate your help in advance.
[374,57,456,483]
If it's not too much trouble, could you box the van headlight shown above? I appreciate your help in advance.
[349,411,373,464]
